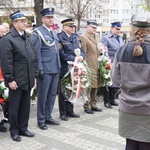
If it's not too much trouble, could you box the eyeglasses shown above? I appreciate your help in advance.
[43,16,54,19]
[115,27,120,30]
[17,20,27,23]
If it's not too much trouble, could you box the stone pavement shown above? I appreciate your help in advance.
[0,96,125,150]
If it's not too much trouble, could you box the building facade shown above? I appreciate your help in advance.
[0,0,149,35]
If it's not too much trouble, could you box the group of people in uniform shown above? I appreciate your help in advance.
[0,7,124,142]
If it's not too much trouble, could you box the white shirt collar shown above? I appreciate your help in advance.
[43,24,51,32]
[18,31,24,36]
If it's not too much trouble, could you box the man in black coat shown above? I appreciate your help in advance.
[0,10,38,142]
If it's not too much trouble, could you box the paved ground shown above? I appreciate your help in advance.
[0,96,125,150]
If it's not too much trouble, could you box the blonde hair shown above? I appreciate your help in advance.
[130,26,150,57]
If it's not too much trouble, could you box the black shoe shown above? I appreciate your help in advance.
[91,107,102,112]
[11,134,21,142]
[60,115,68,121]
[85,109,94,114]
[0,125,7,132]
[104,103,112,108]
[38,123,48,130]
[67,113,80,118]
[20,131,35,137]
[110,101,118,106]
[45,119,60,125]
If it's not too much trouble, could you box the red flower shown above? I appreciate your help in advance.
[105,64,111,70]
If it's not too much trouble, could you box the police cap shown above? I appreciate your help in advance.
[40,8,55,17]
[111,21,122,29]
[61,18,75,27]
[10,10,26,21]
[87,20,98,28]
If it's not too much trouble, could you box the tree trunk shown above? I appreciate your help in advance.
[77,19,80,31]
[34,0,44,27]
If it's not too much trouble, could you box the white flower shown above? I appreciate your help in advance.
[104,73,110,79]
[0,82,5,88]
[4,88,9,98]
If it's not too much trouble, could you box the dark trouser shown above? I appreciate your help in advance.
[58,79,74,116]
[126,139,150,150]
[37,73,59,124]
[101,87,117,104]
[9,89,30,136]
[83,88,98,110]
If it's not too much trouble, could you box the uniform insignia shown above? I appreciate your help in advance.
[62,42,70,45]
[33,32,37,35]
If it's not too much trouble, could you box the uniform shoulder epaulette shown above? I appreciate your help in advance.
[72,33,78,36]
[33,27,40,32]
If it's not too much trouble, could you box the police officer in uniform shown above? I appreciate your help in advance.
[32,8,61,130]
[0,10,38,141]
[101,21,124,108]
[58,18,85,121]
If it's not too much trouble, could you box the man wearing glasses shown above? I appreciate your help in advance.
[0,10,38,141]
[32,8,61,130]
[101,22,124,109]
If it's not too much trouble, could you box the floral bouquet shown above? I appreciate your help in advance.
[61,49,93,104]
[0,81,9,100]
[97,43,112,91]
[0,68,9,123]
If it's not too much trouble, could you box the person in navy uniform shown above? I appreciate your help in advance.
[32,8,61,130]
[58,18,85,121]
[101,21,124,108]
[0,10,38,141]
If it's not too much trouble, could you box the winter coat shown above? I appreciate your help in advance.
[0,27,38,90]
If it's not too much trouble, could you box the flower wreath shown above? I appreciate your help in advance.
[97,43,112,90]
[61,49,94,104]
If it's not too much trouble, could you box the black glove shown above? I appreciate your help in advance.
[38,70,44,80]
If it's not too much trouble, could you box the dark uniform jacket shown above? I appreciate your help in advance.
[32,26,61,74]
[0,27,38,90]
[57,30,85,77]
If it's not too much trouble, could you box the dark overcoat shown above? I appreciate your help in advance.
[57,30,85,77]
[0,27,38,90]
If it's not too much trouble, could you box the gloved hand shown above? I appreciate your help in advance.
[38,70,44,80]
